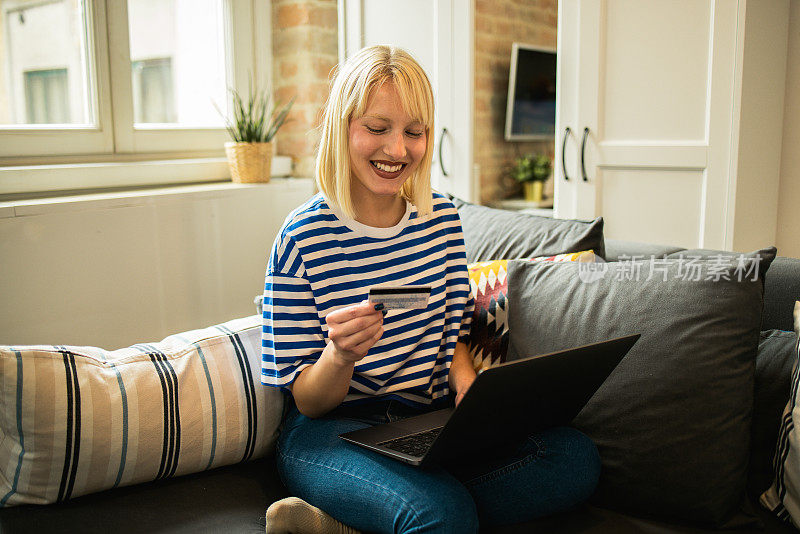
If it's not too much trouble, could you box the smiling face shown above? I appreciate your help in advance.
[348,82,428,213]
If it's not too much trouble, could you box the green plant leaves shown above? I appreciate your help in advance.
[510,153,552,182]
[220,80,295,143]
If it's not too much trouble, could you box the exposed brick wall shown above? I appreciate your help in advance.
[474,0,558,204]
[272,0,338,178]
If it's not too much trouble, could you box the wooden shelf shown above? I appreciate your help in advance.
[488,198,554,210]
[487,198,554,218]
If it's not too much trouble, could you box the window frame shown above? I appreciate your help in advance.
[0,0,273,195]
[0,0,114,158]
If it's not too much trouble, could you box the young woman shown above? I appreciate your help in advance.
[262,45,600,534]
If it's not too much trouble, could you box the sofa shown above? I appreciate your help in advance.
[2,201,799,534]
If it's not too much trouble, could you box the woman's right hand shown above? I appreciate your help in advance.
[292,301,385,418]
[325,300,385,365]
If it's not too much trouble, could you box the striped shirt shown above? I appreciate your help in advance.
[261,191,474,407]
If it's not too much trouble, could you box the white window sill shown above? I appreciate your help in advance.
[0,176,314,219]
[0,155,294,197]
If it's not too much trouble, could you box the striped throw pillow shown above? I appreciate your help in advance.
[760,301,800,526]
[0,315,283,507]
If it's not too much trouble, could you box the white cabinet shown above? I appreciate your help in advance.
[338,0,475,201]
[554,0,789,251]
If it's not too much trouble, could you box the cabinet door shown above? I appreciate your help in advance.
[555,0,739,249]
[339,0,475,201]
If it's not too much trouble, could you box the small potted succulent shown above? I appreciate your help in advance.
[510,153,552,202]
[221,83,294,183]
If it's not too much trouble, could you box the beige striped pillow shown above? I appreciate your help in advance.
[0,315,283,507]
[760,302,800,526]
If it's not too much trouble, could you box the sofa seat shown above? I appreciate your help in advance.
[1,456,795,534]
[0,459,282,534]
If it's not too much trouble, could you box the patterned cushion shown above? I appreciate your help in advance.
[760,301,800,526]
[467,251,597,372]
[0,315,283,507]
[468,260,510,372]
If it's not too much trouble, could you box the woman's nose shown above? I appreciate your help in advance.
[383,131,407,160]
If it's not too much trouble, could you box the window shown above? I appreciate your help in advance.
[126,0,228,128]
[2,0,93,127]
[132,58,175,124]
[0,0,271,195]
[25,69,70,124]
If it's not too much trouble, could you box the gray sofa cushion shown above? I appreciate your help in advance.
[666,248,774,265]
[505,249,776,527]
[604,238,685,262]
[749,330,799,498]
[662,248,797,331]
[604,243,800,332]
[761,258,800,331]
[449,196,606,261]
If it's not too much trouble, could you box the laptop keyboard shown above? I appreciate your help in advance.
[378,427,443,457]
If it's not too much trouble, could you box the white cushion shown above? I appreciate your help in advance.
[0,315,283,506]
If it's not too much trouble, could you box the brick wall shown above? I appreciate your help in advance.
[474,0,558,203]
[272,0,338,178]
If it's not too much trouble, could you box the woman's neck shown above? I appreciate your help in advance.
[353,195,406,228]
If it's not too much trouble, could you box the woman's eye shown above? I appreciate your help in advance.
[365,126,385,134]
[406,131,424,138]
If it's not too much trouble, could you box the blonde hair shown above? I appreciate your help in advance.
[315,45,435,219]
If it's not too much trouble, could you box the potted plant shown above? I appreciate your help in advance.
[510,153,552,202]
[221,84,294,183]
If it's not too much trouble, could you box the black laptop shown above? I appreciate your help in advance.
[339,334,639,467]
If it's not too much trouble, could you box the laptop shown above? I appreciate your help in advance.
[339,334,640,467]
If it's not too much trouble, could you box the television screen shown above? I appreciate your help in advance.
[504,44,557,141]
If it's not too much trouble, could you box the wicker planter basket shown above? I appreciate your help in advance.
[225,142,272,183]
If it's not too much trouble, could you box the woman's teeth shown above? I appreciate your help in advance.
[372,161,404,173]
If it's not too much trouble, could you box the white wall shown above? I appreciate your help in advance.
[0,179,315,349]
[731,0,789,254]
[777,2,800,259]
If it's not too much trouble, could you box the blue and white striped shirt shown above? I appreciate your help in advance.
[261,191,474,407]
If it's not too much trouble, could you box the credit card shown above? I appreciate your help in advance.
[368,285,431,310]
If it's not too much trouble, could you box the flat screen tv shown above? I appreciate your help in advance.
[504,43,557,141]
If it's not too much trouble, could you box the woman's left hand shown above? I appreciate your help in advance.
[449,341,477,407]
[454,377,475,407]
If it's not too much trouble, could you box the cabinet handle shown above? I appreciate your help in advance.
[561,127,571,181]
[438,128,449,177]
[580,127,590,182]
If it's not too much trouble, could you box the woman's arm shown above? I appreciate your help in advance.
[290,344,356,418]
[449,341,477,406]
[291,301,385,418]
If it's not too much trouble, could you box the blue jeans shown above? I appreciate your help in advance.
[276,397,601,533]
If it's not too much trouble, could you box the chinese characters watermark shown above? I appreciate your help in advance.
[577,254,764,283]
